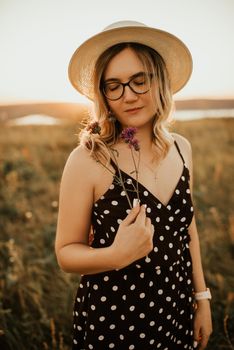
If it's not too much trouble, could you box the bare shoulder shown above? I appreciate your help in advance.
[62,145,99,183]
[170,132,193,167]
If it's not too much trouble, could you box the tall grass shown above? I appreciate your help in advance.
[0,118,233,349]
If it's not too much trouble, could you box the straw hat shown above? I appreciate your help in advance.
[68,20,193,100]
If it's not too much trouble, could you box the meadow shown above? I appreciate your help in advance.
[0,117,233,349]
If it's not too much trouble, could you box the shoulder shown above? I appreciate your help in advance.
[62,145,99,185]
[170,132,192,167]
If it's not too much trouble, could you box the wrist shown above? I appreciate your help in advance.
[194,288,212,301]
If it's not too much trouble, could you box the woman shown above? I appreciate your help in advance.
[55,21,212,350]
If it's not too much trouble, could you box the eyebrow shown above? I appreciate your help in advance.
[104,71,146,84]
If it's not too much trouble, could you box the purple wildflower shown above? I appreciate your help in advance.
[86,121,101,135]
[120,127,137,142]
[120,127,140,151]
[130,138,140,151]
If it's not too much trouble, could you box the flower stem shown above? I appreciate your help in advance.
[130,147,140,203]
[110,149,133,209]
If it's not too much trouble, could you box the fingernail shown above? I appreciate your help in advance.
[143,204,147,210]
[193,340,198,348]
[133,198,139,207]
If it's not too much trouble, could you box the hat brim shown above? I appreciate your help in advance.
[68,26,193,100]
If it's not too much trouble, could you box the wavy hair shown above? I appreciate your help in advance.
[79,42,174,164]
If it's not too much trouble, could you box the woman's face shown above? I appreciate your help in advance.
[103,48,157,129]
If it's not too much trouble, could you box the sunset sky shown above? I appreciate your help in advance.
[0,0,233,104]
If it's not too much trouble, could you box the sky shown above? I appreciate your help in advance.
[0,0,233,104]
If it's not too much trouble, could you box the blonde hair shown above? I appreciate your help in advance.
[79,42,174,164]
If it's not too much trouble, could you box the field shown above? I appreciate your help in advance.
[0,117,233,349]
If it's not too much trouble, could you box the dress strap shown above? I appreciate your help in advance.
[174,139,185,165]
[110,158,119,172]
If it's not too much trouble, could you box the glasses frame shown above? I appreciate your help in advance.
[102,73,154,101]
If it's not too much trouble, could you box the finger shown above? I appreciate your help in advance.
[135,205,147,225]
[199,334,209,350]
[122,204,140,226]
[145,217,153,232]
[193,326,200,343]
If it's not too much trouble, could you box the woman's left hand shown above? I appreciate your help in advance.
[193,300,212,349]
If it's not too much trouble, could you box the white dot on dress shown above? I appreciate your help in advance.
[144,190,149,196]
[111,200,118,206]
[145,256,151,263]
[139,292,145,298]
[169,216,174,221]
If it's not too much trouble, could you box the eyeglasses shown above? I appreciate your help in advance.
[102,73,154,101]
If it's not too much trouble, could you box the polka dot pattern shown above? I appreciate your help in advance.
[72,140,195,349]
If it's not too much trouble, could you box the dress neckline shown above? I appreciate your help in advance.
[118,162,188,210]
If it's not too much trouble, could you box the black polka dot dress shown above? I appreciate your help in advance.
[72,140,196,350]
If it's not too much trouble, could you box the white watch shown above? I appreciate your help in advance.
[194,288,212,301]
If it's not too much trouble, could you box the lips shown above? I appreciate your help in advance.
[125,106,143,113]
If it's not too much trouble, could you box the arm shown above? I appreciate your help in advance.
[54,146,153,275]
[187,140,213,349]
[55,146,118,275]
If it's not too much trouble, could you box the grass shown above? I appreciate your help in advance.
[0,117,233,349]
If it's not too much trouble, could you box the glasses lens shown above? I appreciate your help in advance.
[129,74,152,94]
[103,82,123,100]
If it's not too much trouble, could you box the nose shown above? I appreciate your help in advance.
[122,85,138,102]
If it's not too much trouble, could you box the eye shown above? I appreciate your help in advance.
[105,82,121,92]
[132,74,149,86]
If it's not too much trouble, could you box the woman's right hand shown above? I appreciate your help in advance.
[111,204,154,269]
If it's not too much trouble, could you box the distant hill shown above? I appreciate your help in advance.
[0,102,89,123]
[175,98,234,110]
[0,98,234,123]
